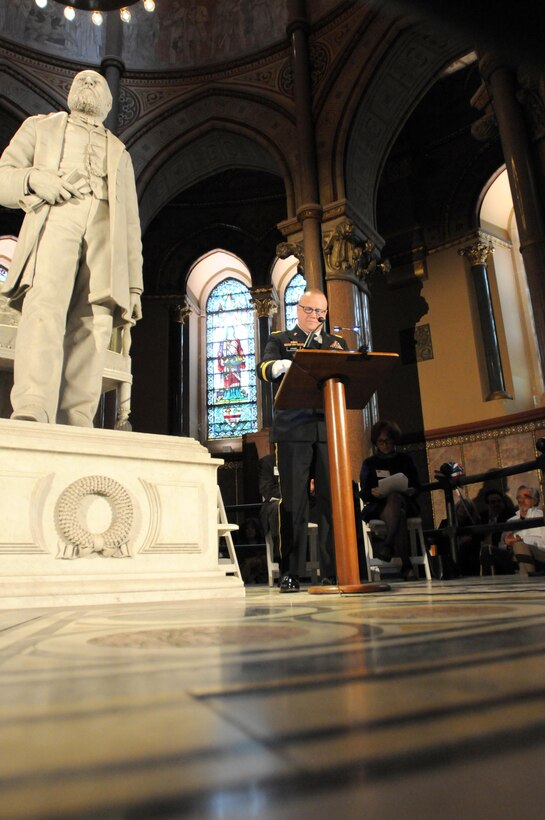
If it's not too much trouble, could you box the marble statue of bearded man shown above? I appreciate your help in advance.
[0,69,143,426]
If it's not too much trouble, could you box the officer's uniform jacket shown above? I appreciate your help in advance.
[257,325,349,442]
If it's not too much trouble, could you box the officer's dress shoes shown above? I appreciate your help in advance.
[279,574,300,592]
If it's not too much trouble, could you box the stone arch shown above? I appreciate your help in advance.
[0,64,64,123]
[126,86,297,230]
[137,126,290,232]
[338,24,471,242]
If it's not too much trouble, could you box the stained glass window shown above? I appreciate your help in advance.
[206,278,258,440]
[284,271,306,328]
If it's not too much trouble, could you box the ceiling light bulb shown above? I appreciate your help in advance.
[35,0,47,8]
[143,0,155,11]
[120,7,131,22]
[91,10,103,25]
[63,5,75,20]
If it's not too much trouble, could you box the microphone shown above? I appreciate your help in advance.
[303,316,325,349]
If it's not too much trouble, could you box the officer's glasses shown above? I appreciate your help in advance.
[298,305,327,316]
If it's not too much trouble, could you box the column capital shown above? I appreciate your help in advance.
[458,239,495,266]
[170,301,192,324]
[323,219,390,282]
[276,239,304,267]
[250,287,278,319]
[296,202,323,222]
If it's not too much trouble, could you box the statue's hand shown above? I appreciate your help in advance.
[28,169,83,205]
[130,292,142,322]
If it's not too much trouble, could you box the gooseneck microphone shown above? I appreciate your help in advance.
[303,316,325,349]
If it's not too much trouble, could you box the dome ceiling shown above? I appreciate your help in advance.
[0,0,342,72]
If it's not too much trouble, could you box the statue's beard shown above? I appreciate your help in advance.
[69,89,107,120]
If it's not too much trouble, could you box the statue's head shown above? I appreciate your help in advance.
[68,70,112,122]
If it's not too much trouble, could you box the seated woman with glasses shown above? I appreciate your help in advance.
[359,420,421,580]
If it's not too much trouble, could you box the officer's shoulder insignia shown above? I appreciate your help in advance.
[271,330,283,335]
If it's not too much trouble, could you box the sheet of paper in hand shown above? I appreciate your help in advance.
[378,472,408,495]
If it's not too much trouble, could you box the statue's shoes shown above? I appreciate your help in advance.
[11,405,49,423]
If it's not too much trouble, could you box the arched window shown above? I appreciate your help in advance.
[206,277,258,440]
[284,271,306,328]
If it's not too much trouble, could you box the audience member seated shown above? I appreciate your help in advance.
[359,419,420,581]
[502,484,545,576]
[437,498,481,577]
[479,488,517,575]
[473,476,516,520]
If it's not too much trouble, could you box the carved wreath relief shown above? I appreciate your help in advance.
[55,475,134,559]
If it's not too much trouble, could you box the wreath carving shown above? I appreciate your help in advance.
[55,475,133,559]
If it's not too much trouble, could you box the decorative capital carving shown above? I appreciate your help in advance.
[323,220,389,280]
[250,287,278,319]
[471,113,498,142]
[276,240,305,268]
[470,81,497,142]
[171,302,192,324]
[516,66,545,141]
[458,240,495,266]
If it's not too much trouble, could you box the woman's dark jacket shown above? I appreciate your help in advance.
[359,451,420,522]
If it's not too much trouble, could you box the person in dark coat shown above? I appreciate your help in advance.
[359,419,420,580]
[257,288,348,592]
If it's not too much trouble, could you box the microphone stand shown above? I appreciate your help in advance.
[303,316,325,349]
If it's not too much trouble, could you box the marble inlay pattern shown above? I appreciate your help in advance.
[1,578,545,818]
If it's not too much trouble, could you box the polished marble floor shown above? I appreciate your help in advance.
[2,576,545,819]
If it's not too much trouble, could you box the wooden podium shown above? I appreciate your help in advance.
[274,349,399,594]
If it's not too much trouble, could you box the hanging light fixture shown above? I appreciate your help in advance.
[40,0,156,24]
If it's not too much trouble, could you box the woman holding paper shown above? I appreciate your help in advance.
[359,420,421,579]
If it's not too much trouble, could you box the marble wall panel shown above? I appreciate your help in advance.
[498,433,540,500]
[460,437,499,505]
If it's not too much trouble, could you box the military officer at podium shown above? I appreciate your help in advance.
[257,288,348,592]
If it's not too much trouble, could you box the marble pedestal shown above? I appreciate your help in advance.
[0,419,244,608]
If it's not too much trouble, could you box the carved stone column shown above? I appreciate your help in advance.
[169,301,192,436]
[458,237,511,400]
[478,54,545,378]
[250,286,278,429]
[287,0,324,289]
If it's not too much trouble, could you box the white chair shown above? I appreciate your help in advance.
[362,517,432,581]
[265,521,320,587]
[217,486,241,579]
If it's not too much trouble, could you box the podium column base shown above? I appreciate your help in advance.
[308,582,391,595]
